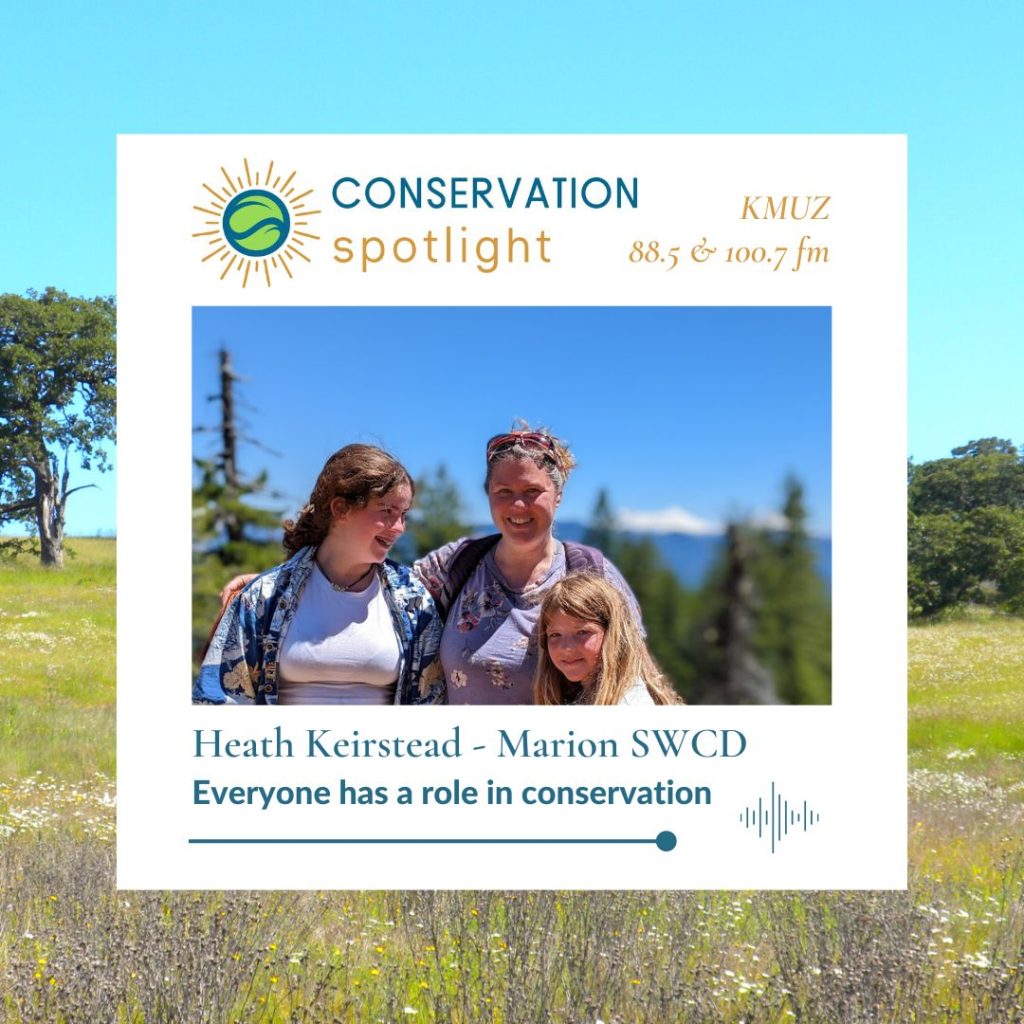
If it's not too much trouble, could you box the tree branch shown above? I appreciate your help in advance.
[64,483,98,499]
[0,497,39,517]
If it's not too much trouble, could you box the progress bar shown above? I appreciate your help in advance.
[189,831,678,851]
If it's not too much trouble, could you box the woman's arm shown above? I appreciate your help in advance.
[407,603,446,705]
[192,571,258,665]
[219,573,258,609]
[411,538,468,602]
[384,563,447,705]
[603,557,647,636]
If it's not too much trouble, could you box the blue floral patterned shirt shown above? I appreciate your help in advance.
[193,547,444,705]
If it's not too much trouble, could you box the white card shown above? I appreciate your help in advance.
[117,135,905,889]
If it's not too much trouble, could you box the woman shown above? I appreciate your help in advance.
[193,444,444,706]
[534,572,681,706]
[413,426,644,704]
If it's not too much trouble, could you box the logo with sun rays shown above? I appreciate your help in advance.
[193,159,321,286]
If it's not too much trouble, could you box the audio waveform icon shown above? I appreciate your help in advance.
[740,781,820,853]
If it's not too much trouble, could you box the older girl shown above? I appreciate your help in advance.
[194,444,443,706]
[534,573,681,706]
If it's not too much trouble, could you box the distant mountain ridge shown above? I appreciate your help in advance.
[471,521,832,588]
[226,521,831,589]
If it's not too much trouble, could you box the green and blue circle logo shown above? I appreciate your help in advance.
[222,189,290,257]
[193,159,321,287]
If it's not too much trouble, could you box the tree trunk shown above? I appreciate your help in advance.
[218,348,244,544]
[715,525,778,704]
[33,459,65,568]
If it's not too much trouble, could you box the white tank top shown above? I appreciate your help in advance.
[277,570,400,705]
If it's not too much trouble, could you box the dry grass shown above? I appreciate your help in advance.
[2,549,1023,1021]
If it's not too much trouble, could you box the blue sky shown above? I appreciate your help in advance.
[192,306,831,534]
[2,0,1021,535]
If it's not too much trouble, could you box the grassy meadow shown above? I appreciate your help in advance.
[0,539,115,780]
[1,541,1022,1022]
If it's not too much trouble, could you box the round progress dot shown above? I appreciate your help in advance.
[655,830,677,852]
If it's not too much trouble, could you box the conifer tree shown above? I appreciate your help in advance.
[752,477,831,703]
[693,525,778,704]
[584,489,695,698]
[583,487,619,558]
[405,464,470,558]
[192,349,280,658]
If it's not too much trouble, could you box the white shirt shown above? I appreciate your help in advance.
[621,678,655,705]
[277,570,400,705]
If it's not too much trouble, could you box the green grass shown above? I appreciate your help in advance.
[0,539,115,778]
[908,613,1024,896]
[909,612,1024,778]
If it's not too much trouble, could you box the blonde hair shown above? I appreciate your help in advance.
[534,573,682,706]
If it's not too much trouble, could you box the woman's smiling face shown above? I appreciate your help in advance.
[486,459,560,545]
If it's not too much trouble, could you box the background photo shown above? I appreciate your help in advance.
[4,0,1021,1014]
[191,304,832,704]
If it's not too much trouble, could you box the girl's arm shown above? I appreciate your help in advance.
[192,595,260,704]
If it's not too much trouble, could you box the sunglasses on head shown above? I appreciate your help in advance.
[486,431,565,471]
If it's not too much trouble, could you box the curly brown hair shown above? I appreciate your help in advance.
[282,444,413,556]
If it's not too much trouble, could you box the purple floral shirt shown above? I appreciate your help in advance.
[414,538,643,705]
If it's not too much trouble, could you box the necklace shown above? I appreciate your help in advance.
[315,558,376,592]
[494,539,558,592]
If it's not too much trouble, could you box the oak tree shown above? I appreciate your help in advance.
[0,288,116,566]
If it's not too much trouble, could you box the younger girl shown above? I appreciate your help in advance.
[534,573,682,706]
